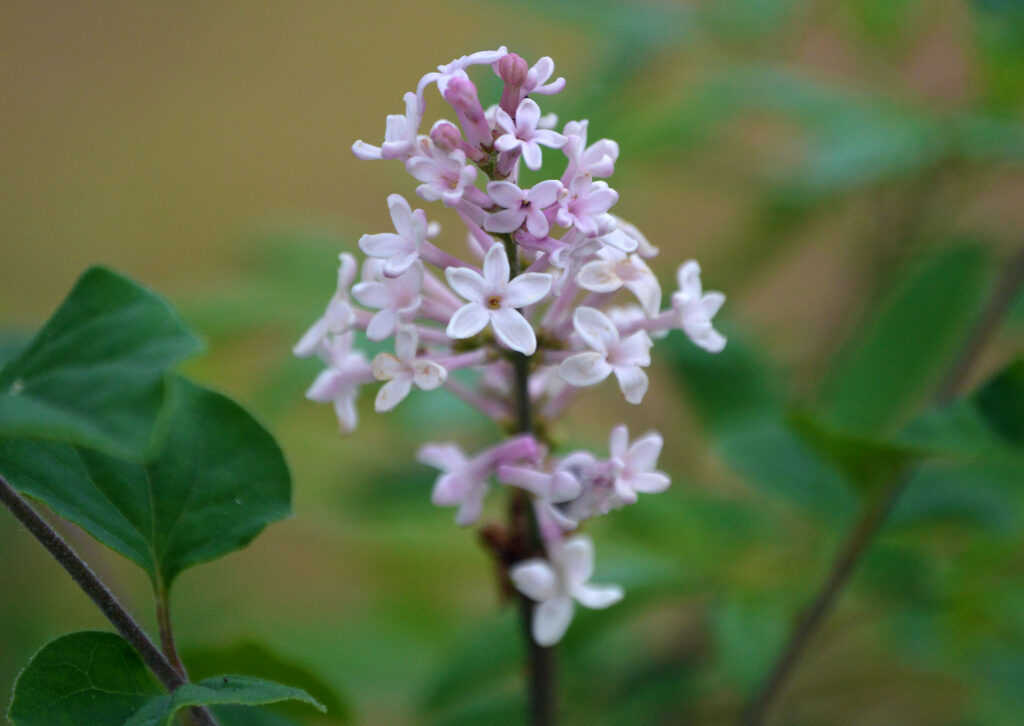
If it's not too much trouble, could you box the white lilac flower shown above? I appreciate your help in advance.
[555,175,618,237]
[446,244,552,355]
[493,98,567,171]
[576,247,662,318]
[293,253,358,358]
[521,56,566,97]
[497,462,582,504]
[608,425,670,504]
[418,435,540,526]
[614,216,659,258]
[358,194,428,278]
[673,260,726,353]
[305,332,373,434]
[352,259,423,341]
[405,143,479,207]
[559,307,653,404]
[484,180,562,238]
[371,326,446,412]
[510,535,623,646]
[352,91,421,161]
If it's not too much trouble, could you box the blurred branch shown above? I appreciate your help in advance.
[742,242,1024,726]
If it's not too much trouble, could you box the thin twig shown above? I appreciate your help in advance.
[743,243,1024,726]
[0,476,219,726]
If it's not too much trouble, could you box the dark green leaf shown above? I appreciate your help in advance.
[819,245,992,434]
[124,676,324,726]
[974,359,1024,446]
[183,641,350,723]
[7,631,162,726]
[0,375,290,589]
[0,267,201,458]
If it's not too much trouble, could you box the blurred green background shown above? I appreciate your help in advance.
[2,1,1024,724]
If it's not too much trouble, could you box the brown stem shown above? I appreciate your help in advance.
[500,232,558,726]
[742,244,1024,726]
[0,476,219,726]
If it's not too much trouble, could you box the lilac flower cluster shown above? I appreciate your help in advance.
[296,47,725,646]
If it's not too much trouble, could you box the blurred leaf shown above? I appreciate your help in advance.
[819,244,992,434]
[666,329,856,516]
[420,610,519,716]
[8,631,162,726]
[184,641,350,723]
[0,375,290,590]
[0,267,202,458]
[898,399,1012,458]
[712,597,788,692]
[974,359,1024,447]
[890,459,1022,533]
[124,675,324,726]
[210,706,301,726]
[425,692,522,726]
[0,331,29,368]
[790,412,916,494]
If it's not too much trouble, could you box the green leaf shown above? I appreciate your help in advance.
[975,359,1024,447]
[183,641,350,723]
[0,267,202,458]
[7,631,162,726]
[0,375,290,589]
[124,676,324,726]
[819,244,992,435]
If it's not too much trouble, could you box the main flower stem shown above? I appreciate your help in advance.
[502,233,558,726]
[0,476,218,726]
[742,244,1024,726]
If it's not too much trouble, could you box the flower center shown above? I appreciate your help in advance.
[486,294,503,310]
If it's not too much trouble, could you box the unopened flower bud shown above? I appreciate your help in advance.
[430,120,462,152]
[499,53,530,116]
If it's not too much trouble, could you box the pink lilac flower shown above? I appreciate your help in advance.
[293,253,357,357]
[497,461,582,503]
[510,535,623,646]
[406,142,479,207]
[305,332,374,434]
[562,120,619,180]
[371,326,447,412]
[555,176,618,237]
[418,435,540,526]
[493,98,567,170]
[521,56,566,97]
[352,92,421,161]
[446,244,552,355]
[673,260,726,353]
[358,195,428,277]
[576,247,662,318]
[352,259,423,341]
[608,425,670,503]
[559,307,653,404]
[416,46,509,108]
[484,180,562,238]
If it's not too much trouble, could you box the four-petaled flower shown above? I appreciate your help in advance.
[608,425,670,504]
[304,332,373,434]
[352,260,423,341]
[555,175,618,237]
[559,307,653,404]
[673,260,726,353]
[371,326,447,411]
[576,247,662,318]
[446,244,552,355]
[352,91,421,161]
[484,180,562,238]
[510,535,623,646]
[358,195,428,278]
[494,98,567,170]
[293,253,358,357]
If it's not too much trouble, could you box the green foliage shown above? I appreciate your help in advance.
[7,632,162,726]
[819,245,993,434]
[0,267,201,458]
[184,641,351,723]
[124,675,324,726]
[0,375,290,590]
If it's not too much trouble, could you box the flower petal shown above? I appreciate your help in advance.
[484,208,526,234]
[445,266,488,302]
[483,243,511,289]
[375,376,413,412]
[366,308,397,341]
[412,360,447,390]
[533,596,574,646]
[359,232,410,260]
[572,306,618,353]
[504,272,552,307]
[371,352,403,381]
[446,303,490,339]
[487,180,525,209]
[630,471,671,494]
[417,443,466,472]
[510,559,560,602]
[574,583,623,610]
[576,261,621,293]
[613,364,649,404]
[491,307,537,355]
[558,353,612,387]
[563,535,595,584]
[293,317,329,358]
[609,425,629,460]
[627,432,663,472]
